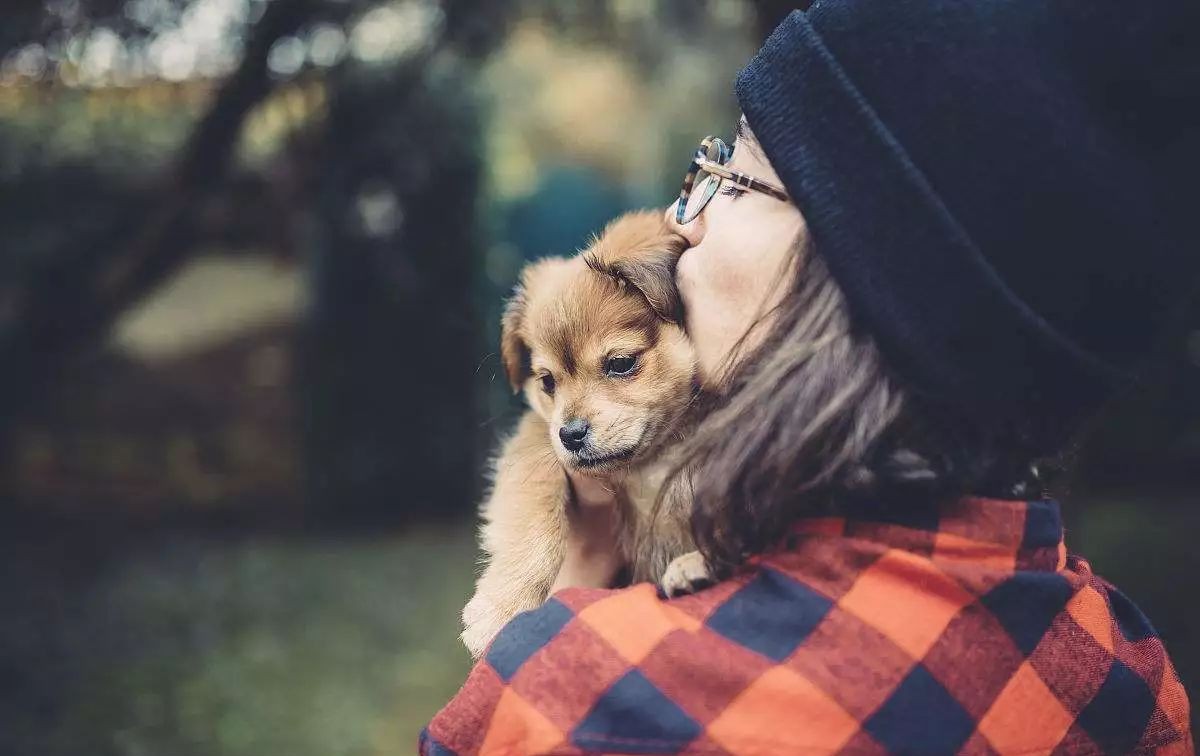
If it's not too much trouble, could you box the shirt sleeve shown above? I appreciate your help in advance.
[419,582,714,756]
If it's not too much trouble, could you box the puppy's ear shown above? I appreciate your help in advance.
[499,286,530,392]
[586,211,688,322]
[604,242,686,322]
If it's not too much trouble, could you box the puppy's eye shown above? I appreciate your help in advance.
[604,355,638,376]
[540,373,555,395]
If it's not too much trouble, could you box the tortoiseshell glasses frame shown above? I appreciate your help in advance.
[674,135,790,224]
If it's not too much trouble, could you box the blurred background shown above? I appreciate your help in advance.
[0,1,1195,753]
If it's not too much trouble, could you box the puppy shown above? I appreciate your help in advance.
[461,211,709,658]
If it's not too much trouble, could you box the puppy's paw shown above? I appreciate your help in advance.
[659,550,714,598]
[461,594,508,659]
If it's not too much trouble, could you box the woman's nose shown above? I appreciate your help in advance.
[663,202,706,247]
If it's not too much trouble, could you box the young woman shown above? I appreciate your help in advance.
[423,1,1196,753]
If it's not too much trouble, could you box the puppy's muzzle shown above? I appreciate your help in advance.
[558,418,590,453]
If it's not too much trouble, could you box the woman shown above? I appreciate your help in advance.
[423,1,1196,754]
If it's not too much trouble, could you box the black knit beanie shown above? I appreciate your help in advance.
[736,1,1200,444]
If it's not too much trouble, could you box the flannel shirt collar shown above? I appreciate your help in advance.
[783,496,1067,573]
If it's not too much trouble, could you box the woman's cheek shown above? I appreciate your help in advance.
[676,264,738,381]
[681,238,756,306]
[675,247,700,311]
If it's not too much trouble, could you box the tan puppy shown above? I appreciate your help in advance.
[461,211,707,658]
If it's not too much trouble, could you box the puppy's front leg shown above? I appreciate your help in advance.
[462,412,569,658]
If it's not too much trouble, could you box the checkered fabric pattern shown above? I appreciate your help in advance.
[421,498,1192,755]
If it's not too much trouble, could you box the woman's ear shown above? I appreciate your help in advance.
[587,211,688,323]
[500,286,530,392]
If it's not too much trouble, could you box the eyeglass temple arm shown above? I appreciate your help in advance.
[695,157,789,201]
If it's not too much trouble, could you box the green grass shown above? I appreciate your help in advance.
[1,521,478,756]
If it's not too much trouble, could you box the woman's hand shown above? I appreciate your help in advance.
[549,471,625,593]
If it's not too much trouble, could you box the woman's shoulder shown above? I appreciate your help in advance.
[421,528,1193,756]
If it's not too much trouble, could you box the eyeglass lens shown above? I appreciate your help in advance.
[680,138,728,223]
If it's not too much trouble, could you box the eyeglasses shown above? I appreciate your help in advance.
[674,135,789,225]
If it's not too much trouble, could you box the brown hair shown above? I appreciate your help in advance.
[667,235,1058,573]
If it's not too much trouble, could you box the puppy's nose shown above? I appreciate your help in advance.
[558,419,590,452]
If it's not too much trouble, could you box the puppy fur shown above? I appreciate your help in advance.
[461,211,702,658]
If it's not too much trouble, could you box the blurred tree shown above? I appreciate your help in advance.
[0,0,514,521]
[0,0,344,427]
[301,2,516,521]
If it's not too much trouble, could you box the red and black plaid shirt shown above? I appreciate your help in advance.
[421,497,1192,755]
